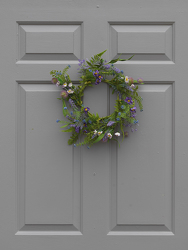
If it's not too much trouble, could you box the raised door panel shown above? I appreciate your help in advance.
[110,23,174,61]
[109,84,174,235]
[18,23,82,61]
[16,84,82,235]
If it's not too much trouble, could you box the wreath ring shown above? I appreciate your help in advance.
[50,50,144,148]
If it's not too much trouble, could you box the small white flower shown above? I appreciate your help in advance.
[62,82,67,88]
[107,133,112,139]
[56,81,60,86]
[94,130,97,135]
[130,84,135,88]
[67,89,74,94]
[98,131,103,135]
[125,76,129,83]
[115,132,120,137]
[68,82,72,87]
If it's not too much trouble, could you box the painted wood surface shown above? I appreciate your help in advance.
[0,0,188,249]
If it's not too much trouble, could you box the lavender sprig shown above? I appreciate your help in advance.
[69,99,78,110]
[107,121,115,126]
[124,84,133,92]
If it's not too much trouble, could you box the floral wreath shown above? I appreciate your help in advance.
[50,50,143,148]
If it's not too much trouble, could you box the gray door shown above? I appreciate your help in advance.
[1,1,188,249]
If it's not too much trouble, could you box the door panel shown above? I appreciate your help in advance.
[109,84,174,234]
[110,23,174,61]
[18,23,82,60]
[1,1,188,249]
[16,84,82,234]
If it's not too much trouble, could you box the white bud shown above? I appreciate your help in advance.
[115,132,120,137]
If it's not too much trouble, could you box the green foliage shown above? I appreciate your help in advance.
[61,127,74,133]
[74,111,81,120]
[68,132,79,145]
[114,99,121,112]
[96,50,107,57]
[134,95,143,111]
[62,99,67,116]
[76,133,93,147]
[93,132,106,143]
[50,50,144,147]
[57,120,69,124]
[60,124,68,129]
[108,54,135,64]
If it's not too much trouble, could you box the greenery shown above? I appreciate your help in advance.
[50,50,144,148]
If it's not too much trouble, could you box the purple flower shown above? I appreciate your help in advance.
[95,78,101,85]
[93,70,103,84]
[84,107,90,114]
[130,106,136,112]
[114,67,121,73]
[78,59,85,66]
[102,133,108,142]
[124,84,133,92]
[66,115,74,121]
[56,119,60,123]
[98,74,103,80]
[69,99,77,109]
[124,97,133,105]
[107,121,115,126]
[60,90,68,99]
[104,64,110,69]
[93,70,99,77]
[75,126,80,133]
[92,134,97,139]
[51,78,58,84]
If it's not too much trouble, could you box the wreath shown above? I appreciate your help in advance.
[50,50,143,148]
